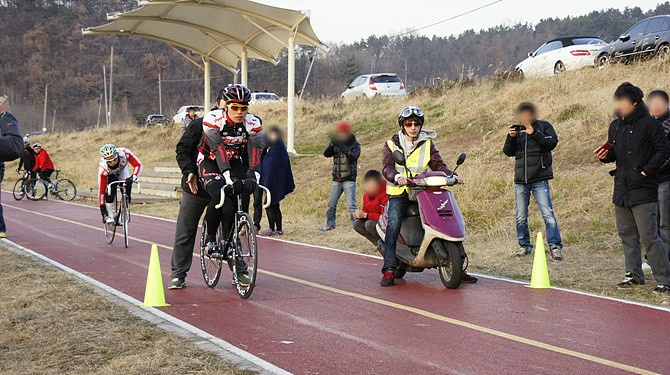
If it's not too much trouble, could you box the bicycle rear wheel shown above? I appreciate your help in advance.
[55,179,77,201]
[25,179,47,201]
[233,212,258,299]
[122,195,129,248]
[13,178,26,201]
[200,215,223,287]
[104,195,120,244]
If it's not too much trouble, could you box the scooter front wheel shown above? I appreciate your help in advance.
[438,241,464,289]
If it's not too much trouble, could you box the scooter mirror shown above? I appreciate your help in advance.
[392,150,406,166]
[456,153,466,166]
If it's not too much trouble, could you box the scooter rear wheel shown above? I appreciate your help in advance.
[394,264,407,279]
[438,241,464,289]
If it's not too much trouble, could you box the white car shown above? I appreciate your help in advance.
[515,37,606,77]
[250,92,281,105]
[172,105,205,124]
[341,73,406,100]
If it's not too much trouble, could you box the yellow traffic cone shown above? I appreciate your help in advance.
[527,232,551,289]
[141,244,170,307]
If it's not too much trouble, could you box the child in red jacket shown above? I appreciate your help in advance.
[353,170,389,245]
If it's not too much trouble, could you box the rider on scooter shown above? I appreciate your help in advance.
[380,106,477,286]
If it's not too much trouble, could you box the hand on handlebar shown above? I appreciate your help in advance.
[231,179,245,195]
[397,177,409,186]
[455,175,464,184]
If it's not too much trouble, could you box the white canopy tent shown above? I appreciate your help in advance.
[83,0,328,153]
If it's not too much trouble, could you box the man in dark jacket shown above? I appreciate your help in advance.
[647,90,670,250]
[503,102,563,260]
[169,117,211,289]
[320,122,360,231]
[596,83,670,293]
[0,96,24,238]
[17,141,36,178]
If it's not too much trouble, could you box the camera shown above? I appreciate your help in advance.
[512,125,526,132]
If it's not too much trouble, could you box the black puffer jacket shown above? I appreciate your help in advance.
[175,118,209,198]
[0,112,23,162]
[323,135,360,181]
[503,120,558,184]
[601,103,670,207]
[655,110,670,183]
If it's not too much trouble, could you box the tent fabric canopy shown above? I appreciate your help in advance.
[83,0,327,72]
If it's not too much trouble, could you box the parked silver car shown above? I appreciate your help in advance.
[341,73,406,100]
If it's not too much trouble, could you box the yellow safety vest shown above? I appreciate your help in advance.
[386,139,431,196]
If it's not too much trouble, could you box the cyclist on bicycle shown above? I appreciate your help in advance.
[17,141,36,178]
[98,144,143,223]
[32,143,55,182]
[199,84,262,284]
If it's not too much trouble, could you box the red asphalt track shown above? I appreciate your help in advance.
[3,197,670,375]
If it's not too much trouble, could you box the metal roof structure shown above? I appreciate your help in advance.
[83,0,329,152]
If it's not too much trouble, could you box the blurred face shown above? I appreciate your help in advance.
[336,130,350,142]
[33,146,41,153]
[648,96,669,118]
[267,129,281,144]
[616,98,636,118]
[227,104,248,124]
[364,178,381,196]
[403,117,422,139]
[516,110,535,124]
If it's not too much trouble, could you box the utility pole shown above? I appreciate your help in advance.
[97,93,103,127]
[404,60,408,88]
[42,84,48,132]
[299,52,316,101]
[158,72,162,115]
[109,45,114,125]
[103,66,109,127]
[51,109,56,133]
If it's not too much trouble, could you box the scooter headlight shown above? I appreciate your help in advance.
[420,176,449,186]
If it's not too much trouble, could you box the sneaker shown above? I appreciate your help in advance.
[0,232,6,239]
[653,285,670,293]
[617,273,644,289]
[105,216,115,224]
[550,247,563,261]
[516,248,531,257]
[168,278,186,289]
[261,229,275,237]
[381,270,395,287]
[205,242,223,258]
[319,226,334,232]
[462,271,478,283]
[233,272,251,287]
[275,230,284,236]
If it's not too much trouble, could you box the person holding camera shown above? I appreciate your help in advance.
[595,83,670,293]
[503,102,563,260]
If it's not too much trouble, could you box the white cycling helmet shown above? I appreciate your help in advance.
[100,144,117,158]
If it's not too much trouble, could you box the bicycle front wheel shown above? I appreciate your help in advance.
[233,212,258,299]
[55,179,77,201]
[13,178,26,201]
[122,195,129,248]
[25,179,47,201]
[199,215,223,287]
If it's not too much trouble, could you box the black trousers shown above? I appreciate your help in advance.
[266,203,282,231]
[252,184,264,230]
[200,158,245,242]
[38,169,53,183]
[170,191,210,279]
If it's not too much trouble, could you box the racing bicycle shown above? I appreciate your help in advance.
[12,170,33,201]
[200,184,270,299]
[104,180,134,248]
[23,170,77,201]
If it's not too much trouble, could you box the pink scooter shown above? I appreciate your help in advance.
[376,152,468,289]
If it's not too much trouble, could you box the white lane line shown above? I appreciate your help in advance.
[0,238,293,375]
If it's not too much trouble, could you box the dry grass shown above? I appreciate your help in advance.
[5,60,670,305]
[0,246,253,375]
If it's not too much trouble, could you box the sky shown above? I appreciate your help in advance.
[256,0,663,43]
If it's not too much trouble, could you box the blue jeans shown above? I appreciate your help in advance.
[326,180,357,228]
[382,197,411,272]
[515,180,562,250]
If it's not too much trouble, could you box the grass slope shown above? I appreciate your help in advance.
[6,61,670,305]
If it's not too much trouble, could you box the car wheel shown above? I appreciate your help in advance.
[554,61,566,75]
[597,54,610,69]
[657,44,670,61]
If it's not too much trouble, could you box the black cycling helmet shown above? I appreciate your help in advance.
[217,84,251,105]
[398,106,424,127]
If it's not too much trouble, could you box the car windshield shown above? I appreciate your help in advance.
[371,75,401,83]
[571,37,605,45]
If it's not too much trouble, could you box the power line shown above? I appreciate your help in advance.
[395,0,503,38]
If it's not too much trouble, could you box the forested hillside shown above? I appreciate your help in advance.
[1,0,669,131]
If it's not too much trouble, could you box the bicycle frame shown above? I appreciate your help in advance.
[106,180,135,248]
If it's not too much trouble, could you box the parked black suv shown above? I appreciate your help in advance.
[597,15,670,66]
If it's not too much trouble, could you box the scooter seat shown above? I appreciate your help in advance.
[406,202,420,217]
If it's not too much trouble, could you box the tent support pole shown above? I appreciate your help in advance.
[204,58,211,110]
[241,47,248,86]
[287,34,296,154]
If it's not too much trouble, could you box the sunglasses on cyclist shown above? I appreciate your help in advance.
[104,154,118,164]
[403,120,422,128]
[227,104,249,112]
[401,106,424,118]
